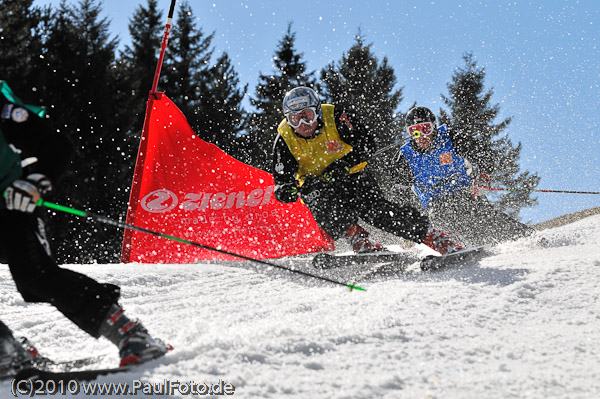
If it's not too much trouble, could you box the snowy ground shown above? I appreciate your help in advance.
[1,214,600,398]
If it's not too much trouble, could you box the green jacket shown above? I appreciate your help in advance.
[0,129,21,194]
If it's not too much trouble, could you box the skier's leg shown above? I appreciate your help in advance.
[0,210,168,365]
[352,172,430,242]
[0,210,121,337]
[431,194,535,246]
[474,198,536,242]
[351,173,463,254]
[0,320,35,376]
[300,177,358,240]
[300,176,385,252]
[429,196,487,247]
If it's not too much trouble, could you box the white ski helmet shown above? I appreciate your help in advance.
[282,86,321,120]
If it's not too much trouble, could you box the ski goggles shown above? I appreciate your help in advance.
[407,122,434,138]
[286,107,318,129]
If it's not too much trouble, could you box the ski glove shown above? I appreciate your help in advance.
[4,173,52,213]
[471,173,491,197]
[274,182,299,203]
[299,176,326,206]
[322,158,352,183]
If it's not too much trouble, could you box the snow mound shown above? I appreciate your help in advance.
[1,214,599,398]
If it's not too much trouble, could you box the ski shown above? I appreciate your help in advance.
[420,245,491,271]
[14,364,133,383]
[3,340,173,382]
[34,354,109,372]
[313,250,419,269]
[0,340,111,381]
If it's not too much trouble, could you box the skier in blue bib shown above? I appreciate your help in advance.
[392,106,534,247]
[0,80,168,377]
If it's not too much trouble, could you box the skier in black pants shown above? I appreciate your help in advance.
[272,86,463,255]
[391,106,535,247]
[0,80,167,377]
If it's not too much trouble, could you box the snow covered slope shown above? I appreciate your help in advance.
[1,214,599,398]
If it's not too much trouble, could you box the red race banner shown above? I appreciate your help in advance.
[121,93,333,263]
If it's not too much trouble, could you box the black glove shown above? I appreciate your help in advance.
[274,182,299,203]
[322,158,352,183]
[3,173,52,213]
[299,176,328,207]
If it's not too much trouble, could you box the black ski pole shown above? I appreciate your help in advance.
[369,140,403,159]
[37,200,365,291]
[488,187,600,195]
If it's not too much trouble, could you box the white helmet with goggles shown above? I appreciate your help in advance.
[283,86,321,129]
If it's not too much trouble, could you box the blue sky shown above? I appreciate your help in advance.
[36,0,599,224]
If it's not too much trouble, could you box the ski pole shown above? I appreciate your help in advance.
[37,200,365,291]
[487,187,600,195]
[319,140,403,181]
[369,140,403,159]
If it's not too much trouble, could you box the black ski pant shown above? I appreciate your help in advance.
[0,209,120,337]
[0,319,19,356]
[0,320,13,342]
[429,192,536,247]
[301,170,430,242]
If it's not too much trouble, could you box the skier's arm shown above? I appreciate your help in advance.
[272,133,300,203]
[1,107,72,183]
[319,108,374,184]
[332,108,374,167]
[2,103,72,212]
[390,149,416,195]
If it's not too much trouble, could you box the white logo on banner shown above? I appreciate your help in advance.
[140,187,275,214]
[141,189,179,213]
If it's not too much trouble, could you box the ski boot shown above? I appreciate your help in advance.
[422,228,464,255]
[99,305,169,367]
[118,321,170,367]
[345,223,383,253]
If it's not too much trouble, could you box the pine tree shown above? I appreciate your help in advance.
[40,0,128,263]
[163,1,214,137]
[320,33,403,149]
[198,53,247,156]
[440,52,540,218]
[0,0,45,99]
[320,32,403,193]
[247,23,318,171]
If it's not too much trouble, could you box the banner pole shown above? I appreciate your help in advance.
[121,0,178,262]
[150,0,177,94]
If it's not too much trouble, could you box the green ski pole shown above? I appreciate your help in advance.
[37,199,365,291]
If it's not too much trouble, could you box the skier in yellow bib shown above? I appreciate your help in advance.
[272,86,463,255]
